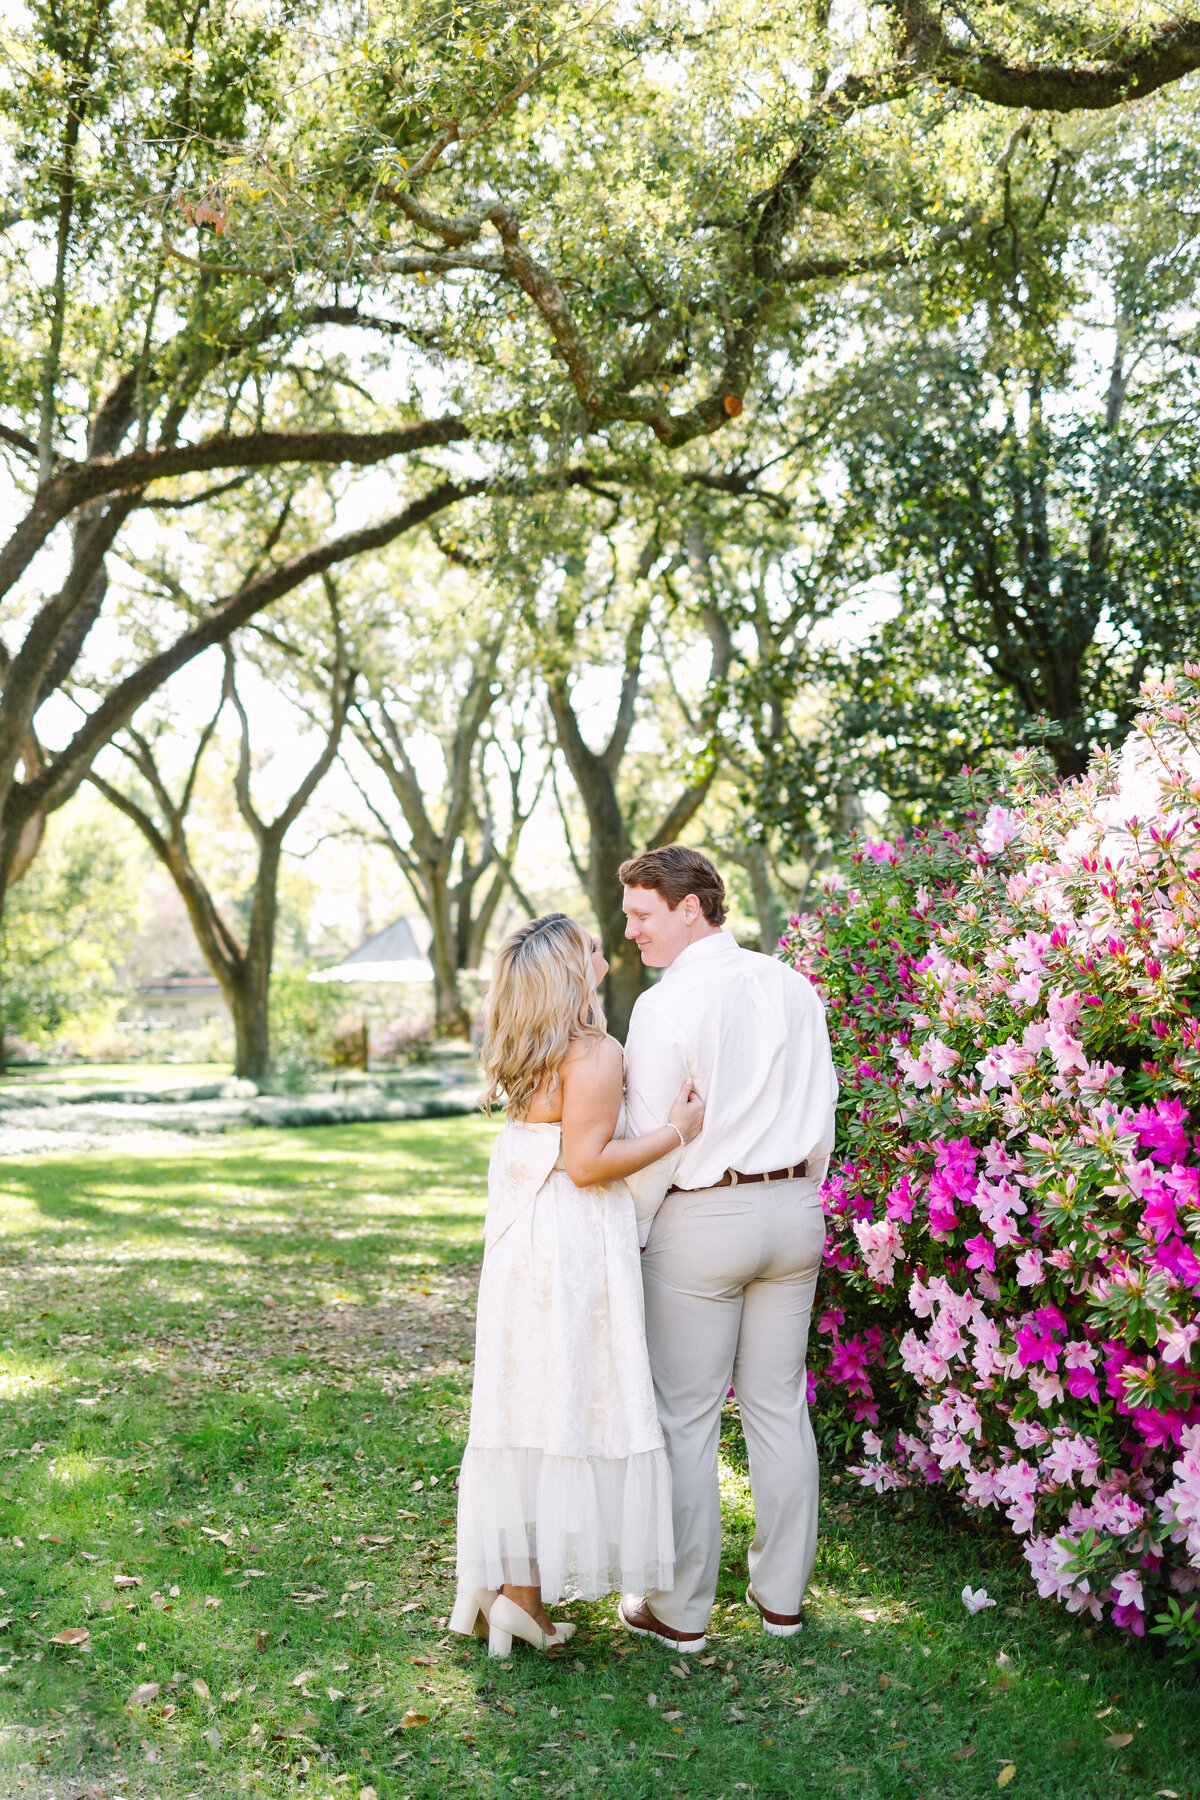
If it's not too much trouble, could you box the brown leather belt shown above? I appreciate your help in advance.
[669,1161,808,1196]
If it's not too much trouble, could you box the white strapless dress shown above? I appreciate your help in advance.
[455,1119,674,1603]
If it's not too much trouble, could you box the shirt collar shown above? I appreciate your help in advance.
[664,930,739,977]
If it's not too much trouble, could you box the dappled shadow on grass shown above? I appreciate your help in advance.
[0,1117,1194,1799]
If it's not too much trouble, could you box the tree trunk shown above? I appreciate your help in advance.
[236,840,281,1081]
[604,933,647,1042]
[425,869,470,1037]
[739,840,781,950]
[229,976,271,1082]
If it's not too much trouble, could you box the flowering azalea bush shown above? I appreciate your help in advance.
[780,672,1200,1651]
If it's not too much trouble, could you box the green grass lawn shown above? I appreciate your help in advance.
[0,1063,232,1093]
[0,1118,1193,1800]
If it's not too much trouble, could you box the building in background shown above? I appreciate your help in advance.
[309,915,434,989]
[122,970,230,1029]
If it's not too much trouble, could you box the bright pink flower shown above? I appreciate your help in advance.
[965,1233,996,1273]
[1132,1097,1191,1165]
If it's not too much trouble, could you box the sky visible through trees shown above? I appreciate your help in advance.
[4,1,1200,1059]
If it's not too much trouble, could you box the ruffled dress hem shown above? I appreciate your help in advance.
[455,1443,674,1604]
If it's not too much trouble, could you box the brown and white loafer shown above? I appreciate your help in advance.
[618,1595,706,1654]
[746,1585,804,1638]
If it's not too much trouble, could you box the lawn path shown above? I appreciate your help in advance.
[0,1119,1192,1800]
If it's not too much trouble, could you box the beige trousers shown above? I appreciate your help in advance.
[641,1176,826,1633]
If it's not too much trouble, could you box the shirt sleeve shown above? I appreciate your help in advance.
[622,996,689,1245]
[804,984,839,1186]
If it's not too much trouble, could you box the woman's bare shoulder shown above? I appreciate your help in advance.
[562,1033,624,1074]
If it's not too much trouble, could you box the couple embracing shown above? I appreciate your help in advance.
[450,846,838,1657]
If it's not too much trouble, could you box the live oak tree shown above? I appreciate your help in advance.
[6,0,1200,962]
[90,621,352,1082]
[0,0,546,927]
[756,99,1200,828]
[511,503,731,1037]
[345,564,542,1036]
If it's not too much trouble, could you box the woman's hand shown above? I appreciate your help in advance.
[668,1079,705,1145]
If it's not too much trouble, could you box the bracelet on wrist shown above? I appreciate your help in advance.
[667,1123,686,1152]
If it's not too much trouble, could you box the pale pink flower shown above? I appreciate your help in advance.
[975,1048,1011,1092]
[979,805,1019,855]
[1160,1320,1200,1366]
[935,1433,973,1472]
[855,1460,905,1494]
[1047,1021,1089,1076]
[964,1464,1002,1508]
[1007,970,1042,1008]
[1109,1569,1144,1612]
[1046,988,1083,1026]
[961,1585,997,1613]
[926,1036,961,1074]
[1027,1367,1065,1407]
[1015,1249,1045,1287]
[854,1216,904,1285]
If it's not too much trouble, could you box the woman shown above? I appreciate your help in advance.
[450,913,704,1656]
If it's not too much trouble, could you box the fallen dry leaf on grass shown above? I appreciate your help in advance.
[192,1678,210,1701]
[1104,1732,1134,1749]
[877,1673,890,1692]
[113,1574,140,1590]
[360,1787,379,1800]
[398,1711,430,1729]
[997,1765,1017,1788]
[128,1682,160,1708]
[292,1670,316,1688]
[326,1688,347,1703]
[49,1627,89,1646]
[204,1725,221,1752]
[952,1745,976,1761]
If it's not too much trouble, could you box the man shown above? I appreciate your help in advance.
[617,845,837,1653]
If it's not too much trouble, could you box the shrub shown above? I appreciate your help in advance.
[269,970,342,1088]
[371,1019,435,1067]
[330,1017,371,1070]
[779,671,1200,1647]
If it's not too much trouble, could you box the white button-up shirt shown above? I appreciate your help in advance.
[623,930,838,1244]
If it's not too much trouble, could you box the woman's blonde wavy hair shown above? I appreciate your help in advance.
[481,913,605,1118]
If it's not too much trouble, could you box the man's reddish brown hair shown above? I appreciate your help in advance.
[618,845,727,926]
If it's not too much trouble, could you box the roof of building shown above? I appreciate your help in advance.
[309,916,434,986]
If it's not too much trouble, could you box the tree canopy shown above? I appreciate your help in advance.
[6,0,1200,1046]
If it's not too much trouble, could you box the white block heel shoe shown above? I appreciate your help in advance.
[486,1594,576,1657]
[449,1586,499,1640]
